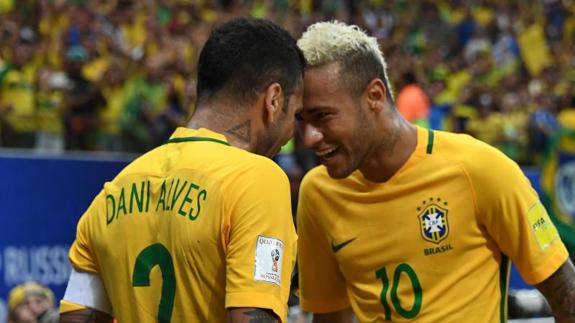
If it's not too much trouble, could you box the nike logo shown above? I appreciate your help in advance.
[331,237,356,253]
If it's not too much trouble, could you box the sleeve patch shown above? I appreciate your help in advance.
[254,236,283,286]
[527,202,560,251]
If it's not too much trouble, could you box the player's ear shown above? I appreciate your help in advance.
[365,79,387,112]
[262,82,283,126]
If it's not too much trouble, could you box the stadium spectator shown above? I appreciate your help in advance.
[62,45,106,151]
[98,61,128,151]
[466,92,501,147]
[0,28,38,148]
[34,65,66,153]
[529,94,561,165]
[0,0,573,164]
[7,282,59,323]
[498,92,529,163]
[119,57,169,152]
[295,20,575,322]
[396,71,430,127]
[59,17,305,323]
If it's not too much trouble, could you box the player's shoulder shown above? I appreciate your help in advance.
[432,129,525,182]
[433,129,512,164]
[209,146,292,191]
[119,140,286,181]
[233,147,288,178]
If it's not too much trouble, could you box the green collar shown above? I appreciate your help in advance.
[426,129,434,154]
[165,136,230,146]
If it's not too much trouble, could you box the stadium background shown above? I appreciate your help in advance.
[0,0,574,321]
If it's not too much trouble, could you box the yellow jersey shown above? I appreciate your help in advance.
[68,127,297,322]
[0,66,36,132]
[297,126,568,322]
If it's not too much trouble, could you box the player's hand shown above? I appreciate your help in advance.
[227,307,279,323]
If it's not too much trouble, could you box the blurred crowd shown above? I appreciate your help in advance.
[7,282,58,323]
[0,0,574,168]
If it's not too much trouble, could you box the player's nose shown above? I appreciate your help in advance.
[300,123,323,149]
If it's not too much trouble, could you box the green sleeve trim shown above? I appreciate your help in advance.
[499,254,510,323]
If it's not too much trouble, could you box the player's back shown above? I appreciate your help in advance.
[70,128,283,322]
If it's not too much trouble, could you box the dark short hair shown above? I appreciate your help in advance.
[197,17,305,108]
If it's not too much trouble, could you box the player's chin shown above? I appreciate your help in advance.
[325,163,354,179]
[320,151,353,178]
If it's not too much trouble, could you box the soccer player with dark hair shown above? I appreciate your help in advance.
[295,21,575,322]
[59,17,305,323]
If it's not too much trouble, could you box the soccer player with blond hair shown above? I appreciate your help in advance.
[295,21,575,322]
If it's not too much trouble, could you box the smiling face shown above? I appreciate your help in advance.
[298,63,378,179]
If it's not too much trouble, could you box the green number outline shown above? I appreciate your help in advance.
[132,243,176,323]
[376,263,422,320]
[390,263,422,318]
[375,267,392,320]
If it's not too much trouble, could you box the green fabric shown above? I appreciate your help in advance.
[120,76,167,144]
[0,63,12,86]
[166,137,230,146]
[279,138,295,154]
[157,5,173,26]
[499,255,510,323]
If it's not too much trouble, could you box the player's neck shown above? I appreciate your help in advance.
[187,105,251,152]
[359,117,417,183]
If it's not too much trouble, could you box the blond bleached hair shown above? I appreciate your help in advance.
[297,21,394,99]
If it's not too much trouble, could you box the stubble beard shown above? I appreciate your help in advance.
[254,108,289,158]
[327,106,372,179]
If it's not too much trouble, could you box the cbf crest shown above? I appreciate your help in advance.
[418,198,449,244]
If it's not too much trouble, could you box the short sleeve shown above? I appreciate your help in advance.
[224,160,297,323]
[468,145,568,285]
[296,178,350,313]
[68,191,105,274]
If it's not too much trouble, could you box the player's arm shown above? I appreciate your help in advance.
[227,307,279,322]
[466,146,573,320]
[312,307,354,323]
[224,161,297,322]
[60,308,114,323]
[60,268,114,323]
[535,258,575,322]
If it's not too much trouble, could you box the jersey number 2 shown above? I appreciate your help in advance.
[376,263,422,320]
[132,243,176,323]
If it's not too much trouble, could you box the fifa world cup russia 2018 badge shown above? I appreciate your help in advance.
[271,249,280,272]
[418,197,450,244]
[255,235,283,285]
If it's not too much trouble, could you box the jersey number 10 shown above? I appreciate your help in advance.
[376,263,422,320]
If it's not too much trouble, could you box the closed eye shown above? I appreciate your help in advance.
[314,111,332,121]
